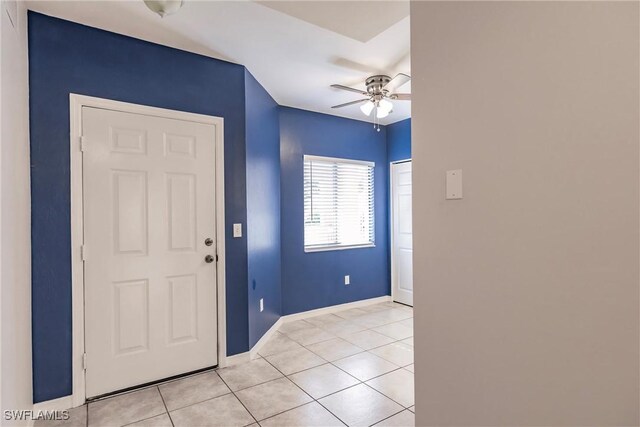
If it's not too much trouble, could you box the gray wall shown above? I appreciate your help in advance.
[411,2,639,425]
[1,0,33,423]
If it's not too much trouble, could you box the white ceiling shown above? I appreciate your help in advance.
[27,0,411,125]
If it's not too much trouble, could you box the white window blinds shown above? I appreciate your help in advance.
[304,155,375,251]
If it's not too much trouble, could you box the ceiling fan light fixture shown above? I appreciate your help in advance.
[360,100,375,117]
[376,99,393,118]
[376,107,389,119]
[331,74,410,126]
[144,0,184,17]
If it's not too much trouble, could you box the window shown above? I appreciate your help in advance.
[304,155,375,251]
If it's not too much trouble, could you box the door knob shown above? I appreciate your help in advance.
[204,238,213,246]
[205,255,215,263]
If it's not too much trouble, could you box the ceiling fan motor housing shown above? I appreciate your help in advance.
[365,75,392,97]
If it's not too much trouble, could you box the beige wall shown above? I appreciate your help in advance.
[1,1,32,424]
[411,2,639,425]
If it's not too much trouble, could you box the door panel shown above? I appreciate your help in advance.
[83,107,218,398]
[392,161,414,306]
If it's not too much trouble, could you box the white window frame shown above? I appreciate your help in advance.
[303,154,376,253]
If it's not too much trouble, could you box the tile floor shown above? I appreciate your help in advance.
[37,302,414,427]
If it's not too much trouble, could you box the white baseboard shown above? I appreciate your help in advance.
[249,295,391,359]
[249,317,284,359]
[31,295,392,412]
[280,295,392,323]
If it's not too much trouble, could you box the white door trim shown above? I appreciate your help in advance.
[69,94,227,407]
[390,159,411,305]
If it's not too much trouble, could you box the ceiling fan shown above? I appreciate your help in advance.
[330,73,411,122]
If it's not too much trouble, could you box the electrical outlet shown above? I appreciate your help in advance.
[233,223,242,238]
[260,298,264,312]
[344,275,350,285]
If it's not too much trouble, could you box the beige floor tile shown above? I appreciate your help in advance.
[235,378,313,421]
[304,314,344,327]
[285,326,335,346]
[372,322,413,340]
[265,347,325,375]
[400,337,413,347]
[350,313,392,329]
[374,410,415,426]
[341,330,395,350]
[159,371,230,411]
[318,384,403,427]
[125,413,173,427]
[332,352,399,381]
[170,393,255,427]
[260,402,344,427]
[397,318,413,328]
[391,304,414,313]
[85,303,414,427]
[218,358,282,391]
[278,320,315,334]
[369,343,413,367]
[358,304,391,313]
[379,302,401,309]
[88,387,166,427]
[288,363,359,399]
[306,338,363,362]
[370,309,412,324]
[259,332,303,357]
[334,308,368,319]
[321,320,368,337]
[36,405,87,427]
[366,369,414,407]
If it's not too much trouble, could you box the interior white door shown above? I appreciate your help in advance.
[82,106,218,398]
[391,161,413,306]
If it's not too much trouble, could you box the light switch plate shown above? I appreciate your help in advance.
[233,223,242,238]
[260,298,264,312]
[446,169,463,200]
[345,275,350,285]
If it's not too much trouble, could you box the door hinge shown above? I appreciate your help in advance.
[79,136,87,152]
[81,245,87,261]
[82,353,87,370]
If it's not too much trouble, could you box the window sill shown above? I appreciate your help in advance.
[304,243,376,253]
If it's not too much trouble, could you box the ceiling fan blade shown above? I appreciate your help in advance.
[331,99,369,109]
[330,84,368,96]
[384,73,411,93]
[391,93,411,101]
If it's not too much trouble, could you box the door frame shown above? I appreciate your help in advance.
[390,159,412,305]
[69,94,227,407]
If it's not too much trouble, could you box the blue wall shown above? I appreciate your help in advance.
[280,107,390,315]
[28,11,412,403]
[245,71,282,347]
[28,12,251,402]
[387,118,412,162]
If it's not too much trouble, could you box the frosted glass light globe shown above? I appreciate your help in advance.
[360,100,375,117]
[144,0,184,17]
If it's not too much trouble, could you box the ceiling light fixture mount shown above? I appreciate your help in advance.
[144,0,184,18]
[331,73,411,131]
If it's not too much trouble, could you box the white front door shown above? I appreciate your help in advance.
[391,161,413,306]
[82,106,218,398]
